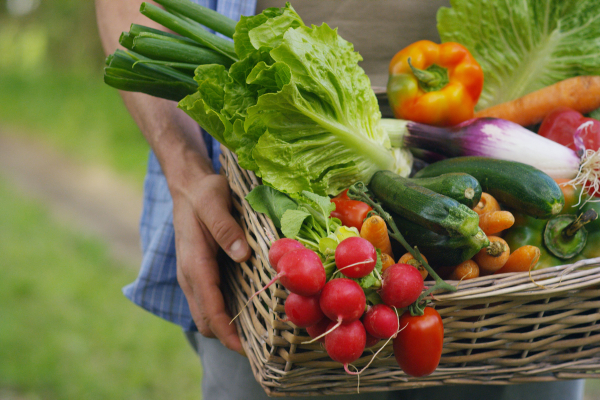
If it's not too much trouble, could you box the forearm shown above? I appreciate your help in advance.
[95,0,213,187]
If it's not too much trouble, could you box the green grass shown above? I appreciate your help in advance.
[0,177,202,399]
[0,69,150,187]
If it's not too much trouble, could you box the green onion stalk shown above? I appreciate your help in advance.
[103,0,239,101]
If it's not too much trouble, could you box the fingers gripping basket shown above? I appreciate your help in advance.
[219,146,600,397]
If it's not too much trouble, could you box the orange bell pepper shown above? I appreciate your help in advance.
[387,40,484,127]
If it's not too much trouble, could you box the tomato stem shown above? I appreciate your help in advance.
[348,182,456,316]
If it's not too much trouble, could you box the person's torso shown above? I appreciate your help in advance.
[255,0,450,87]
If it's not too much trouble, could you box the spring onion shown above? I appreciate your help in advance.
[383,117,600,196]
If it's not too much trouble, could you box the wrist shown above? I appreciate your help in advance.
[120,92,216,198]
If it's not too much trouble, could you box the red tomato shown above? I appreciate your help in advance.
[330,189,372,230]
[538,107,600,151]
[393,307,443,377]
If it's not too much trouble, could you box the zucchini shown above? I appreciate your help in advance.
[410,173,482,208]
[391,212,489,267]
[369,170,480,237]
[413,157,564,218]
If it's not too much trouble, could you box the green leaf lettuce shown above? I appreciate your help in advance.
[179,3,410,196]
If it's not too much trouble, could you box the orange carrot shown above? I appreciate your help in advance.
[478,210,515,235]
[398,252,428,280]
[473,236,510,275]
[360,214,394,258]
[495,245,541,274]
[380,253,396,272]
[448,259,479,281]
[473,192,501,216]
[474,76,600,127]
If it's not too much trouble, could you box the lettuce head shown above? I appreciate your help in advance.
[179,4,411,196]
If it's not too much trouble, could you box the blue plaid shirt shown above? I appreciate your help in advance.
[123,0,257,331]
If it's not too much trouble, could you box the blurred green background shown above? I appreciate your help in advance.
[0,0,202,399]
[1,1,599,399]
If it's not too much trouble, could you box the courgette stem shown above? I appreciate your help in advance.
[348,182,456,316]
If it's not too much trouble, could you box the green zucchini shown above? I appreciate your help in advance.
[391,212,489,267]
[413,157,564,219]
[369,170,480,237]
[410,173,482,208]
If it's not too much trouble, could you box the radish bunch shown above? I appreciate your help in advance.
[238,239,326,322]
[270,236,427,374]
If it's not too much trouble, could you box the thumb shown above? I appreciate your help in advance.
[197,175,251,262]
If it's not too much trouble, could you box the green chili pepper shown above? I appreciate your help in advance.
[504,202,600,269]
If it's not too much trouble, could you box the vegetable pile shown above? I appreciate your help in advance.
[103,0,600,381]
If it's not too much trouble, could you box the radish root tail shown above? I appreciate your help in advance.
[570,123,600,205]
[301,319,342,344]
[230,274,279,325]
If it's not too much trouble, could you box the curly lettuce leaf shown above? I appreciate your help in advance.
[179,3,409,196]
[438,0,600,110]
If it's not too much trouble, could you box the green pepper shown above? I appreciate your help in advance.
[503,213,564,270]
[504,203,600,269]
[543,210,597,259]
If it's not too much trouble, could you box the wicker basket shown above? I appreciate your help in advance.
[219,146,600,397]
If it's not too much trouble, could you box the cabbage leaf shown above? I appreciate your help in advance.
[437,0,600,110]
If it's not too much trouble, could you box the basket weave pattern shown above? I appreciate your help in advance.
[220,147,600,397]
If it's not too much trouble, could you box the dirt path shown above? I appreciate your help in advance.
[0,128,143,267]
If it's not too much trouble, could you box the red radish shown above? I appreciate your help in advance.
[334,237,377,278]
[324,319,366,371]
[319,278,366,324]
[277,248,326,296]
[268,238,305,271]
[362,304,399,339]
[306,278,366,343]
[284,293,324,328]
[379,263,424,308]
[306,317,332,343]
[232,248,326,323]
[365,331,380,348]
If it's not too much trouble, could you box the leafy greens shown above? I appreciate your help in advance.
[179,3,411,196]
[437,0,600,110]
[245,185,384,294]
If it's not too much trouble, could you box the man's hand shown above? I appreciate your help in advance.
[95,0,251,354]
[172,172,251,354]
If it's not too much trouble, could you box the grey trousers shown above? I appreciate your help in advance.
[186,332,585,400]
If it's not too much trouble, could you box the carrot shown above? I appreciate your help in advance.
[360,214,394,258]
[448,259,479,281]
[478,210,515,235]
[473,236,510,275]
[398,252,428,280]
[380,253,396,272]
[495,245,541,274]
[474,76,600,127]
[473,192,501,216]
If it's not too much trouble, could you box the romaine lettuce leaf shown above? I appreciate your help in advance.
[437,0,600,110]
[179,3,409,196]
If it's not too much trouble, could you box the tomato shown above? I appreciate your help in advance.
[330,189,372,230]
[538,107,600,151]
[393,307,443,377]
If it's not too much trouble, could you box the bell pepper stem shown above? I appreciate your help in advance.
[347,182,456,316]
[407,58,449,93]
[564,209,598,238]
